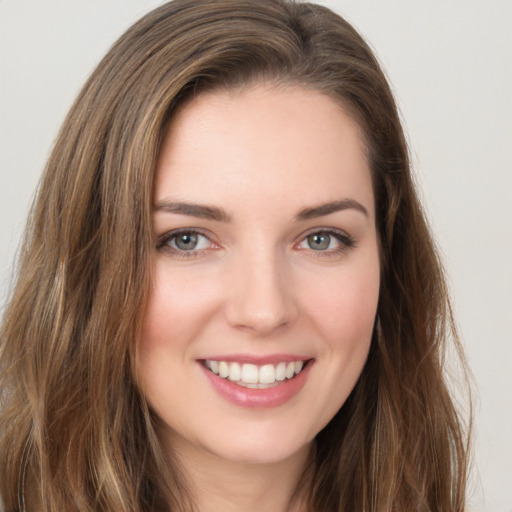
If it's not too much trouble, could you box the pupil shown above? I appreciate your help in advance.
[176,233,198,250]
[308,233,329,250]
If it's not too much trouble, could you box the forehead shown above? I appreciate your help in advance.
[155,84,374,219]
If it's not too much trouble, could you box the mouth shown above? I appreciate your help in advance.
[201,359,310,389]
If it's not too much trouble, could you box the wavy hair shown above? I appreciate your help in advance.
[0,0,470,510]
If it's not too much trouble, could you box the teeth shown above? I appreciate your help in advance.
[218,361,229,379]
[241,363,258,384]
[275,362,286,381]
[238,381,278,389]
[259,364,275,384]
[204,359,306,386]
[228,362,241,381]
[210,360,219,374]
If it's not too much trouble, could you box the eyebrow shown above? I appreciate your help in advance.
[154,198,368,222]
[296,199,369,220]
[154,200,231,222]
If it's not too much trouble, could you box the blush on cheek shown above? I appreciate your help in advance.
[312,286,377,336]
[141,272,216,348]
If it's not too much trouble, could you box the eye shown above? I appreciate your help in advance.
[304,232,334,251]
[296,229,355,254]
[157,229,216,256]
[172,232,206,251]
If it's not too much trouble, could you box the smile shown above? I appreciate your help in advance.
[200,357,313,408]
[203,360,306,388]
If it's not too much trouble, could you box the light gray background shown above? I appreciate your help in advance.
[1,1,511,511]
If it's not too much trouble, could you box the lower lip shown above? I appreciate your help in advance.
[200,362,312,408]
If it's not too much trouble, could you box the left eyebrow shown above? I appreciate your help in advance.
[153,200,232,222]
[296,199,369,220]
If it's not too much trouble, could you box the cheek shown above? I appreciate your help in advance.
[141,263,221,349]
[304,261,380,346]
[283,260,379,437]
[137,265,214,410]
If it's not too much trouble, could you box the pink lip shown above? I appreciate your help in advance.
[199,359,313,408]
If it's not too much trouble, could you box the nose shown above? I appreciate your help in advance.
[224,247,298,337]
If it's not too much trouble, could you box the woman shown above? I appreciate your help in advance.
[0,0,470,510]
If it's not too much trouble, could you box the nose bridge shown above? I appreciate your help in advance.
[225,241,296,335]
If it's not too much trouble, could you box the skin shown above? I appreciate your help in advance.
[139,84,380,511]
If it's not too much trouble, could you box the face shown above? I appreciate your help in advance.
[139,85,380,467]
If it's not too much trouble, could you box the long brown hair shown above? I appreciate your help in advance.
[0,1,470,510]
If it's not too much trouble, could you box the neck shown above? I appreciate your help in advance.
[164,435,313,512]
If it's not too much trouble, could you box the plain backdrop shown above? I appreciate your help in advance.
[1,1,511,511]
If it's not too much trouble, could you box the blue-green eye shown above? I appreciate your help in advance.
[174,232,200,250]
[297,230,355,253]
[158,230,213,253]
[306,233,331,250]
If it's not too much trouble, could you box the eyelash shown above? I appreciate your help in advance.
[156,228,356,259]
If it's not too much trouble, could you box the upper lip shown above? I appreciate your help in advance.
[198,354,312,365]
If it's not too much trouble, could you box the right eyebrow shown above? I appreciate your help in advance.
[153,200,232,223]
[296,198,369,220]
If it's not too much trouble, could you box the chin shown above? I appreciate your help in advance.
[174,422,314,467]
[207,438,312,466]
